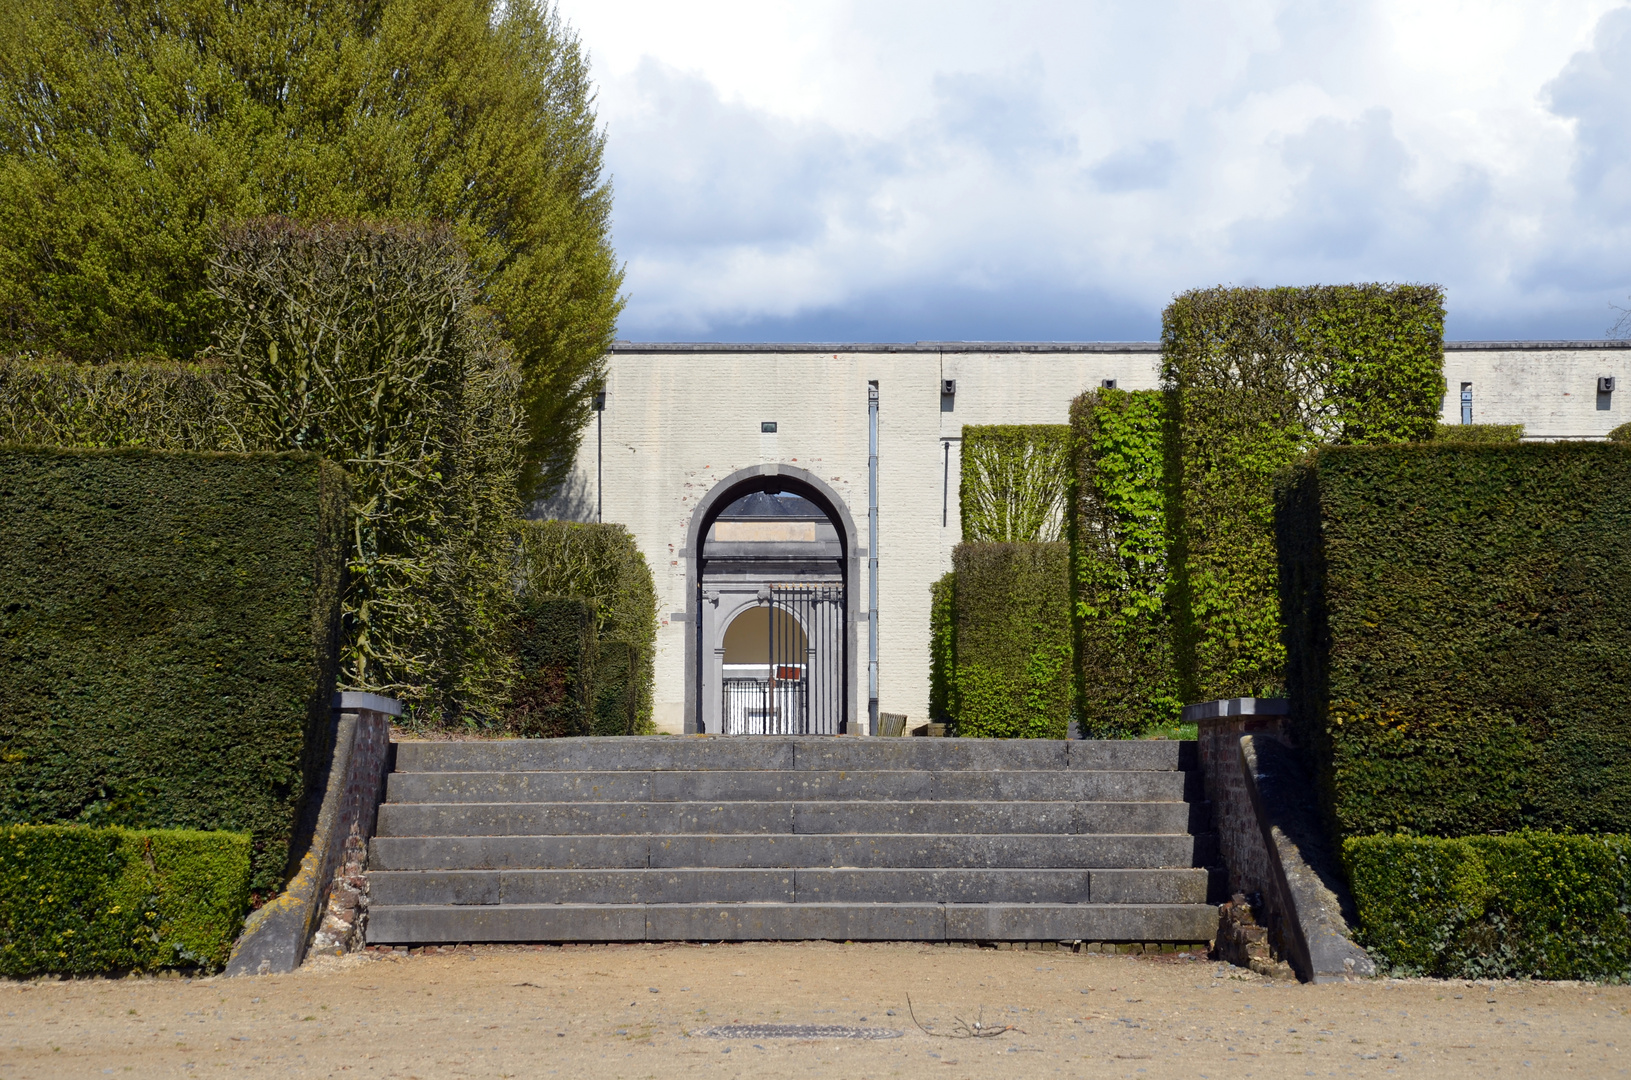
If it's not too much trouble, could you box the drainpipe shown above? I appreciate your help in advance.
[593,389,606,522]
[867,381,879,736]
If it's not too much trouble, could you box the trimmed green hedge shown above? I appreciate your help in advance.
[509,597,597,737]
[950,543,1071,739]
[928,572,956,722]
[1162,284,1445,701]
[1277,443,1631,838]
[0,357,237,450]
[1345,832,1631,980]
[1435,422,1523,443]
[0,447,346,893]
[1609,421,1631,444]
[513,520,658,735]
[960,425,1072,542]
[0,825,251,975]
[1069,388,1178,736]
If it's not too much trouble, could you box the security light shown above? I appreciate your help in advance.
[592,391,606,411]
[1600,377,1616,394]
[941,379,956,396]
[1102,379,1117,389]
[761,421,777,433]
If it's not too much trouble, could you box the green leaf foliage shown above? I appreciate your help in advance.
[0,357,237,449]
[508,596,597,738]
[0,825,251,976]
[928,572,956,722]
[1609,421,1631,444]
[513,520,659,735]
[1069,388,1179,736]
[0,448,345,894]
[1277,443,1631,839]
[960,425,1072,542]
[1162,284,1445,701]
[1344,832,1631,980]
[209,218,525,724]
[0,0,621,495]
[1435,422,1523,443]
[950,543,1072,739]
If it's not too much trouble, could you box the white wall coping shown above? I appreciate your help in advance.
[1182,697,1290,723]
[332,691,403,717]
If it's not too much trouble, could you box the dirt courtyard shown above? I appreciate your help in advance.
[3,942,1627,1079]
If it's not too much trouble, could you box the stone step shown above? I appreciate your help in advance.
[391,737,1197,775]
[368,832,1217,871]
[374,800,1206,838]
[364,901,1221,945]
[367,867,1210,906]
[385,769,1199,805]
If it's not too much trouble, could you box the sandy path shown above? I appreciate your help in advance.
[2,942,1626,1079]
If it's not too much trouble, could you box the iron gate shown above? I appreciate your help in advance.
[719,586,845,735]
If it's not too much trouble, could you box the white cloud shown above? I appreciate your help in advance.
[562,0,1631,340]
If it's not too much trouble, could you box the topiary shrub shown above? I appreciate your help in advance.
[1435,422,1523,443]
[0,825,252,975]
[1344,832,1631,980]
[960,425,1072,542]
[928,572,956,722]
[1069,388,1179,736]
[1278,442,1631,839]
[950,543,1071,739]
[210,218,525,725]
[1609,421,1631,444]
[513,520,658,734]
[0,447,344,894]
[1162,284,1446,702]
[508,596,597,737]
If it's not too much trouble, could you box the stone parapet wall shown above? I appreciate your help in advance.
[1188,697,1288,898]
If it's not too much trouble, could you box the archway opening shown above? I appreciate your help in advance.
[689,474,854,734]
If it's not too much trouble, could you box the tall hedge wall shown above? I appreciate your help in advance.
[0,825,251,975]
[950,543,1072,739]
[1162,284,1445,701]
[960,425,1072,542]
[928,572,956,722]
[1277,443,1631,838]
[513,521,659,735]
[1344,832,1631,980]
[1435,422,1522,443]
[0,358,237,450]
[1069,388,1178,736]
[508,597,598,737]
[0,448,346,894]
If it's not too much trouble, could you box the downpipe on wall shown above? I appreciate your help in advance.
[867,381,879,736]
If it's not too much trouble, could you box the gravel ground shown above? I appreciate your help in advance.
[2,941,1627,1079]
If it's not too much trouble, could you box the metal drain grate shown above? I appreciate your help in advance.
[692,1024,903,1040]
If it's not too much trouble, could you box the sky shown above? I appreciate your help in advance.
[555,0,1631,342]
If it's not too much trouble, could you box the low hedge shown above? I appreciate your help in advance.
[1278,443,1631,838]
[514,521,658,735]
[1344,832,1631,980]
[0,825,251,975]
[1435,422,1523,443]
[0,447,346,894]
[950,543,1071,739]
[1069,388,1178,736]
[960,425,1072,542]
[508,597,597,737]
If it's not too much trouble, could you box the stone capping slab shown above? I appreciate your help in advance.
[1238,735,1375,984]
[225,697,399,976]
[1181,697,1288,724]
[333,691,403,717]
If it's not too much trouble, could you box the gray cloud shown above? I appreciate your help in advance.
[1090,140,1178,193]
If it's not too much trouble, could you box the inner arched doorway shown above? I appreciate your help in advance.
[683,465,859,734]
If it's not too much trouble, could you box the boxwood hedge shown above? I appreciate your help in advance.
[950,543,1071,739]
[1344,832,1631,980]
[0,825,251,975]
[0,447,346,894]
[1277,443,1631,838]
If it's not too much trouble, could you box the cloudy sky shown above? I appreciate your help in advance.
[556,0,1631,342]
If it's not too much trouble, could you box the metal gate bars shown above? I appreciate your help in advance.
[720,585,845,735]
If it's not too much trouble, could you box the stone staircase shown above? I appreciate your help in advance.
[363,737,1221,945]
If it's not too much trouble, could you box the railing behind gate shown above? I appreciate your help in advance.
[718,585,845,735]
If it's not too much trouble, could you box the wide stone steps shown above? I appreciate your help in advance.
[363,737,1220,945]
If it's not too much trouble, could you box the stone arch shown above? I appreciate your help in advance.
[683,464,860,734]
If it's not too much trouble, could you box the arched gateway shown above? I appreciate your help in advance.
[682,465,861,734]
